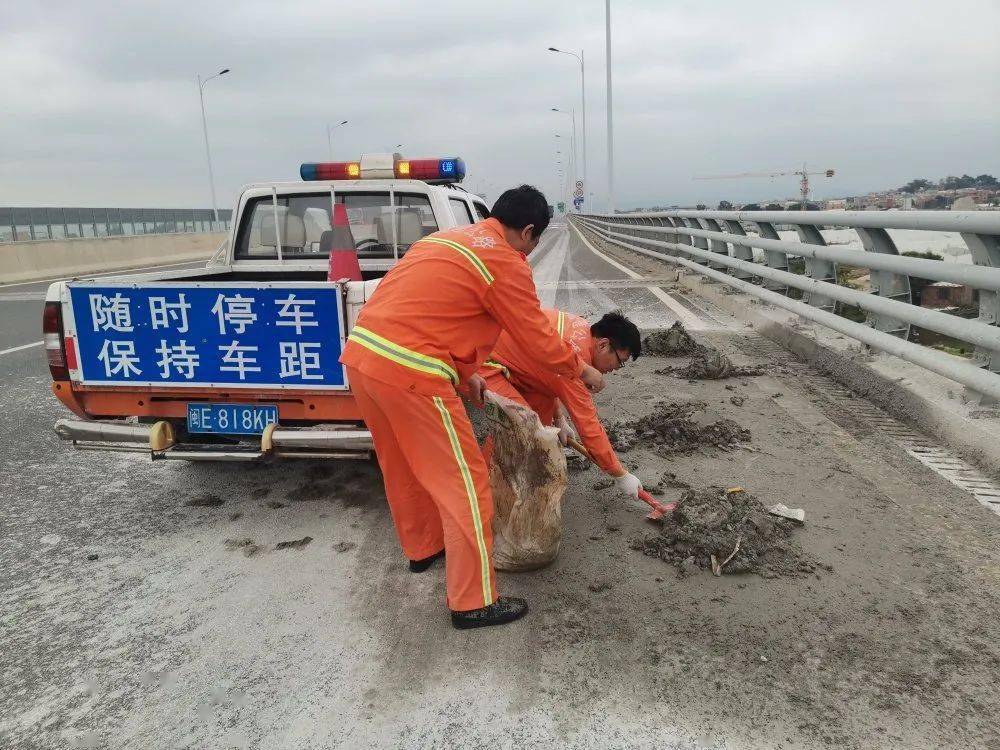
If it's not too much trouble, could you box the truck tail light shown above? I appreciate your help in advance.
[43,301,69,380]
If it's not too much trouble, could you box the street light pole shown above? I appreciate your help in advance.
[547,47,586,200]
[326,120,348,160]
[197,68,229,226]
[552,107,577,206]
[605,0,615,213]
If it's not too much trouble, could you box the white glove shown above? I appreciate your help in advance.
[555,413,574,446]
[614,472,642,499]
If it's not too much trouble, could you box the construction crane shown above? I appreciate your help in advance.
[694,164,836,207]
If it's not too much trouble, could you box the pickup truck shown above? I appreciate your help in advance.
[45,152,491,461]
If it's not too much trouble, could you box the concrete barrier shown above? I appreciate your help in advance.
[0,232,226,284]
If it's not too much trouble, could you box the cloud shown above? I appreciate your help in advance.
[1,0,997,210]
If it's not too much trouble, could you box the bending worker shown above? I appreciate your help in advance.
[479,309,645,498]
[340,185,604,630]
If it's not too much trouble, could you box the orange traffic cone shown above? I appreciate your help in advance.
[324,203,362,282]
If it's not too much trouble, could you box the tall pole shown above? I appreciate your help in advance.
[548,47,587,206]
[552,107,577,208]
[198,68,229,226]
[571,107,577,189]
[326,120,348,161]
[571,111,578,210]
[605,0,614,213]
[580,49,587,196]
[197,76,218,224]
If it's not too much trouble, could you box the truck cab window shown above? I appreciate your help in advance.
[449,198,474,226]
[472,202,490,221]
[236,192,439,261]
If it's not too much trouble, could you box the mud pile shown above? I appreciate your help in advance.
[608,401,750,454]
[657,345,765,380]
[642,322,701,356]
[631,487,814,577]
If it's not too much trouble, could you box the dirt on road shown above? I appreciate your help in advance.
[631,486,816,578]
[658,346,766,380]
[643,321,701,356]
[607,400,751,455]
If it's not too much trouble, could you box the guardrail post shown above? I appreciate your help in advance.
[666,217,688,253]
[701,218,730,272]
[654,217,677,255]
[685,218,711,266]
[752,221,789,294]
[855,227,911,339]
[794,224,838,311]
[962,231,1000,404]
[723,219,756,281]
[638,217,653,243]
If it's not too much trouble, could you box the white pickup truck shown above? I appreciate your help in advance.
[45,152,491,461]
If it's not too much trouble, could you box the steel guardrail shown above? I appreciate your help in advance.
[573,210,1000,403]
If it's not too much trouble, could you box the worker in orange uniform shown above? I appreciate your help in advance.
[340,185,605,630]
[479,309,645,498]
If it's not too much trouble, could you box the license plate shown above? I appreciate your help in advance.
[187,403,278,435]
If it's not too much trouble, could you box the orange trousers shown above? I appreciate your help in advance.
[346,366,497,612]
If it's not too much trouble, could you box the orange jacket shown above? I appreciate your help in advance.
[484,309,625,477]
[340,219,582,396]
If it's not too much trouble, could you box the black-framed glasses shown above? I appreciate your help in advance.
[613,349,627,369]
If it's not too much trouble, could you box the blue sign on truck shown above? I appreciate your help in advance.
[65,282,348,389]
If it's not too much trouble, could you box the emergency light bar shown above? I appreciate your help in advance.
[300,154,466,184]
[299,162,360,181]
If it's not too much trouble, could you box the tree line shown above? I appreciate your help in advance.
[899,174,998,193]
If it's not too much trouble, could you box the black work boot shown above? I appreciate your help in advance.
[408,549,445,573]
[451,596,529,630]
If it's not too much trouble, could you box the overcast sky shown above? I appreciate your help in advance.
[1,0,998,211]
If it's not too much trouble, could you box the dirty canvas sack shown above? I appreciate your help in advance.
[468,391,568,571]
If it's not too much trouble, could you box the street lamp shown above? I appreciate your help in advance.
[326,120,348,160]
[547,47,586,198]
[552,107,577,207]
[197,67,229,226]
[605,0,615,212]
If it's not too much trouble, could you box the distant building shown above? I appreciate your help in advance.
[921,281,975,309]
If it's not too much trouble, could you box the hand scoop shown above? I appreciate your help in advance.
[565,437,674,521]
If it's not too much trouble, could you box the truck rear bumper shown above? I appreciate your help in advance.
[54,417,373,461]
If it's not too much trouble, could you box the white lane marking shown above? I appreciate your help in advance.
[568,221,705,329]
[527,223,564,268]
[532,226,570,307]
[0,292,46,301]
[0,340,44,357]
[0,259,208,289]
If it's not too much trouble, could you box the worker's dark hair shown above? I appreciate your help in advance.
[591,311,642,360]
[491,185,550,239]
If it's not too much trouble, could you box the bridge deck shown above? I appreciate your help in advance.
[1,225,998,749]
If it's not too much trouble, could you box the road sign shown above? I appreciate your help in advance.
[557,201,566,212]
[575,180,584,190]
[574,188,584,199]
[66,282,348,389]
[573,197,584,209]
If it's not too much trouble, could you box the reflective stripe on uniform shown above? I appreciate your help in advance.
[556,310,566,337]
[482,358,510,379]
[348,326,459,384]
[433,396,494,607]
[420,237,494,285]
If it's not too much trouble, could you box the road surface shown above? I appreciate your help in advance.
[2,230,998,749]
